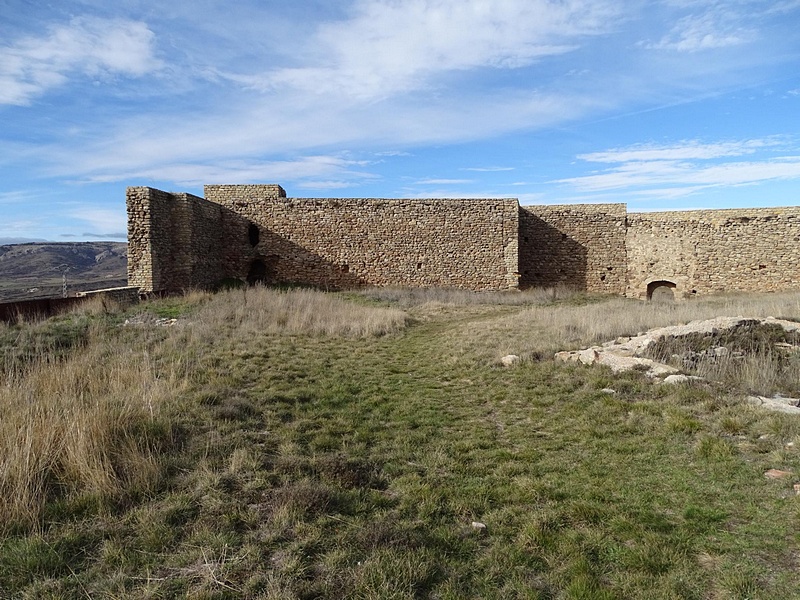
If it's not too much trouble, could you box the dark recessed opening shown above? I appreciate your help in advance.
[416,262,422,269]
[561,233,568,240]
[340,264,349,273]
[248,223,260,247]
[600,274,606,281]
[759,264,766,270]
[607,266,613,271]
[247,259,267,285]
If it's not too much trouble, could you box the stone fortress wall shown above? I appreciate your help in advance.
[128,185,519,293]
[519,204,628,294]
[126,184,800,299]
[626,208,800,299]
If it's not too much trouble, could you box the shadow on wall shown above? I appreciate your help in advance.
[243,228,367,290]
[518,211,587,290]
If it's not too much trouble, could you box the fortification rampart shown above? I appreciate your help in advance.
[627,207,800,299]
[127,187,243,293]
[204,185,519,291]
[519,204,627,294]
[126,183,800,299]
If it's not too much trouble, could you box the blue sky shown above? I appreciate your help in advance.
[2,0,800,242]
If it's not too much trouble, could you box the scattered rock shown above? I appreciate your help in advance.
[662,374,705,385]
[500,354,520,367]
[764,469,793,480]
[794,483,800,496]
[554,317,800,390]
[747,396,800,415]
[556,348,677,378]
[471,521,487,532]
[600,388,617,395]
[123,314,179,327]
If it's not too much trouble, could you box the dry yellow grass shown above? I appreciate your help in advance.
[434,291,800,364]
[189,285,409,339]
[0,336,186,531]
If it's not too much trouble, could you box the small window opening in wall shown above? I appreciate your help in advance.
[417,262,422,269]
[607,266,613,271]
[340,264,349,273]
[759,264,766,270]
[248,223,260,247]
[691,289,697,294]
[647,280,676,302]
[600,274,606,281]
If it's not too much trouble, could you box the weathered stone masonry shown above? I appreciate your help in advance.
[128,185,519,293]
[626,208,800,299]
[127,184,800,298]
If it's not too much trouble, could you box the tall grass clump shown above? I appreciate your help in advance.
[191,285,409,338]
[0,332,185,531]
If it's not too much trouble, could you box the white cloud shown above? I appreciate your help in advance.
[68,207,127,235]
[557,139,800,196]
[645,10,754,52]
[461,166,515,172]
[219,0,620,100]
[0,190,38,204]
[74,155,378,189]
[414,178,473,185]
[295,181,360,190]
[0,17,161,105]
[578,139,784,162]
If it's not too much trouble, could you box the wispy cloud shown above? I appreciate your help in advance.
[295,180,360,190]
[82,231,128,239]
[461,166,515,172]
[414,178,473,185]
[71,156,377,188]
[644,10,754,52]
[557,139,800,197]
[67,207,127,235]
[0,17,161,105]
[578,138,784,162]
[230,0,621,100]
[0,190,39,204]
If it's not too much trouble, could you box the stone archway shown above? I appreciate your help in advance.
[647,280,676,302]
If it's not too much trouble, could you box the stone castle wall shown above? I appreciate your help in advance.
[519,204,627,294]
[127,187,232,293]
[204,185,519,291]
[626,208,800,299]
[127,183,800,298]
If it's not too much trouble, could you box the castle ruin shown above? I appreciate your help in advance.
[126,184,800,299]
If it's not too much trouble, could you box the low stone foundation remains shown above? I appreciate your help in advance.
[126,184,800,299]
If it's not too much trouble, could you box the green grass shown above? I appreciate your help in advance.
[2,288,800,598]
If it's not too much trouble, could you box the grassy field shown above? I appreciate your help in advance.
[1,286,800,599]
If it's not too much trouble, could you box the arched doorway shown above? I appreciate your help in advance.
[247,259,268,285]
[647,280,676,302]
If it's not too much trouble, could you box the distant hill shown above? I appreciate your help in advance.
[0,242,128,302]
